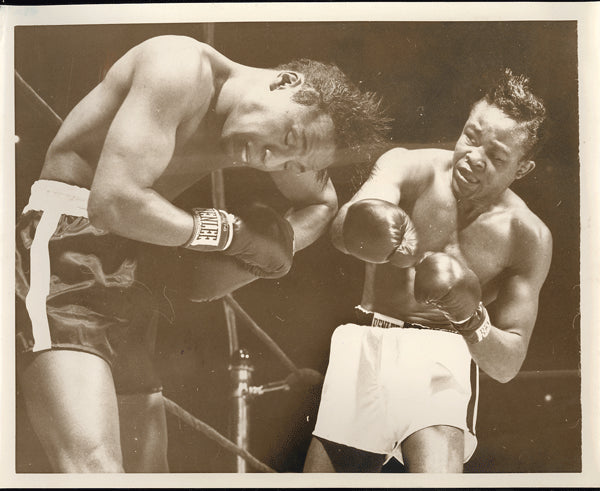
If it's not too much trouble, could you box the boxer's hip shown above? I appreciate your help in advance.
[15,180,172,372]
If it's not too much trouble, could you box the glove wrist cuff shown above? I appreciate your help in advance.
[183,208,234,251]
[452,302,491,344]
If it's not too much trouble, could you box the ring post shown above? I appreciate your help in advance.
[229,348,254,472]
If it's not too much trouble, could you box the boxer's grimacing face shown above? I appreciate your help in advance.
[451,100,535,204]
[220,74,336,174]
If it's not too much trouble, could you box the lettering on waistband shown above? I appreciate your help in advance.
[371,312,405,329]
[372,318,403,329]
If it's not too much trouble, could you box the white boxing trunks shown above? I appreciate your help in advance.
[312,310,478,464]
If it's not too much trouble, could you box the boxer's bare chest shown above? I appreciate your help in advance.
[364,163,518,317]
[367,189,514,317]
[408,177,514,289]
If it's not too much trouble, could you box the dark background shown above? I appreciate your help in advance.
[15,21,580,473]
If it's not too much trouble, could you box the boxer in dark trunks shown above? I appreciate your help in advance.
[16,34,390,472]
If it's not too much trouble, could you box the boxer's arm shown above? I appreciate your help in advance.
[331,147,427,253]
[468,225,553,382]
[269,170,338,252]
[88,51,209,246]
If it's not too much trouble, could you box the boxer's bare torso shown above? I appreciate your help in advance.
[39,35,338,250]
[361,148,549,329]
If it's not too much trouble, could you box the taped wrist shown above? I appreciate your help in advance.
[452,302,491,344]
[182,208,235,251]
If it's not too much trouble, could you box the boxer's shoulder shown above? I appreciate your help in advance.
[133,35,208,57]
[129,36,213,92]
[120,38,215,120]
[378,147,452,167]
[472,191,551,245]
[113,36,205,77]
[513,209,552,258]
[374,147,451,187]
[504,190,551,235]
[495,191,553,267]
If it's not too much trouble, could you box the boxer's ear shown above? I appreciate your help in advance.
[270,71,303,91]
[515,159,535,180]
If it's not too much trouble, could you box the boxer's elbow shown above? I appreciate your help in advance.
[324,194,338,222]
[88,189,113,230]
[330,204,351,253]
[504,353,527,383]
[490,368,519,384]
[88,187,136,232]
[315,182,338,232]
[484,348,526,383]
[312,191,338,237]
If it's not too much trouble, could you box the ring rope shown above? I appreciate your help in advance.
[224,295,299,375]
[162,396,276,473]
[15,70,63,128]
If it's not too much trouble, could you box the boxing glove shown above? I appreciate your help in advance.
[182,204,294,279]
[179,250,259,302]
[414,252,490,343]
[342,199,418,266]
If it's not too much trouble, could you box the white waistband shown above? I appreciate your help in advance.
[23,180,90,218]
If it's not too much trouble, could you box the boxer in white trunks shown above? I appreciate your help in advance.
[15,35,390,472]
[304,69,552,473]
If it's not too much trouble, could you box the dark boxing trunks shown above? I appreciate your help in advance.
[15,180,172,394]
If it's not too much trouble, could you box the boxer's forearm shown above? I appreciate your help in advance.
[88,187,193,246]
[329,202,352,253]
[285,201,337,252]
[466,326,528,383]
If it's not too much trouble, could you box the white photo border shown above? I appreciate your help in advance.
[1,2,598,488]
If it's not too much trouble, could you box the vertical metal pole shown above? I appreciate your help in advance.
[229,348,253,473]
[213,157,246,471]
[205,21,239,357]
[205,22,249,472]
[211,170,239,356]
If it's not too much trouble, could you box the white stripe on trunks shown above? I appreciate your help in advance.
[471,364,480,433]
[25,210,61,352]
[23,180,91,352]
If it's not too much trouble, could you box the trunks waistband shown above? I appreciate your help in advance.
[354,305,458,334]
[23,180,90,218]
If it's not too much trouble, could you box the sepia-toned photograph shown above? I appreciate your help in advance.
[2,2,598,488]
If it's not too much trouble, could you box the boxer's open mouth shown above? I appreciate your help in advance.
[457,165,479,184]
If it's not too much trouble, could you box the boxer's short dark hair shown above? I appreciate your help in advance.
[276,59,392,183]
[483,68,547,160]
